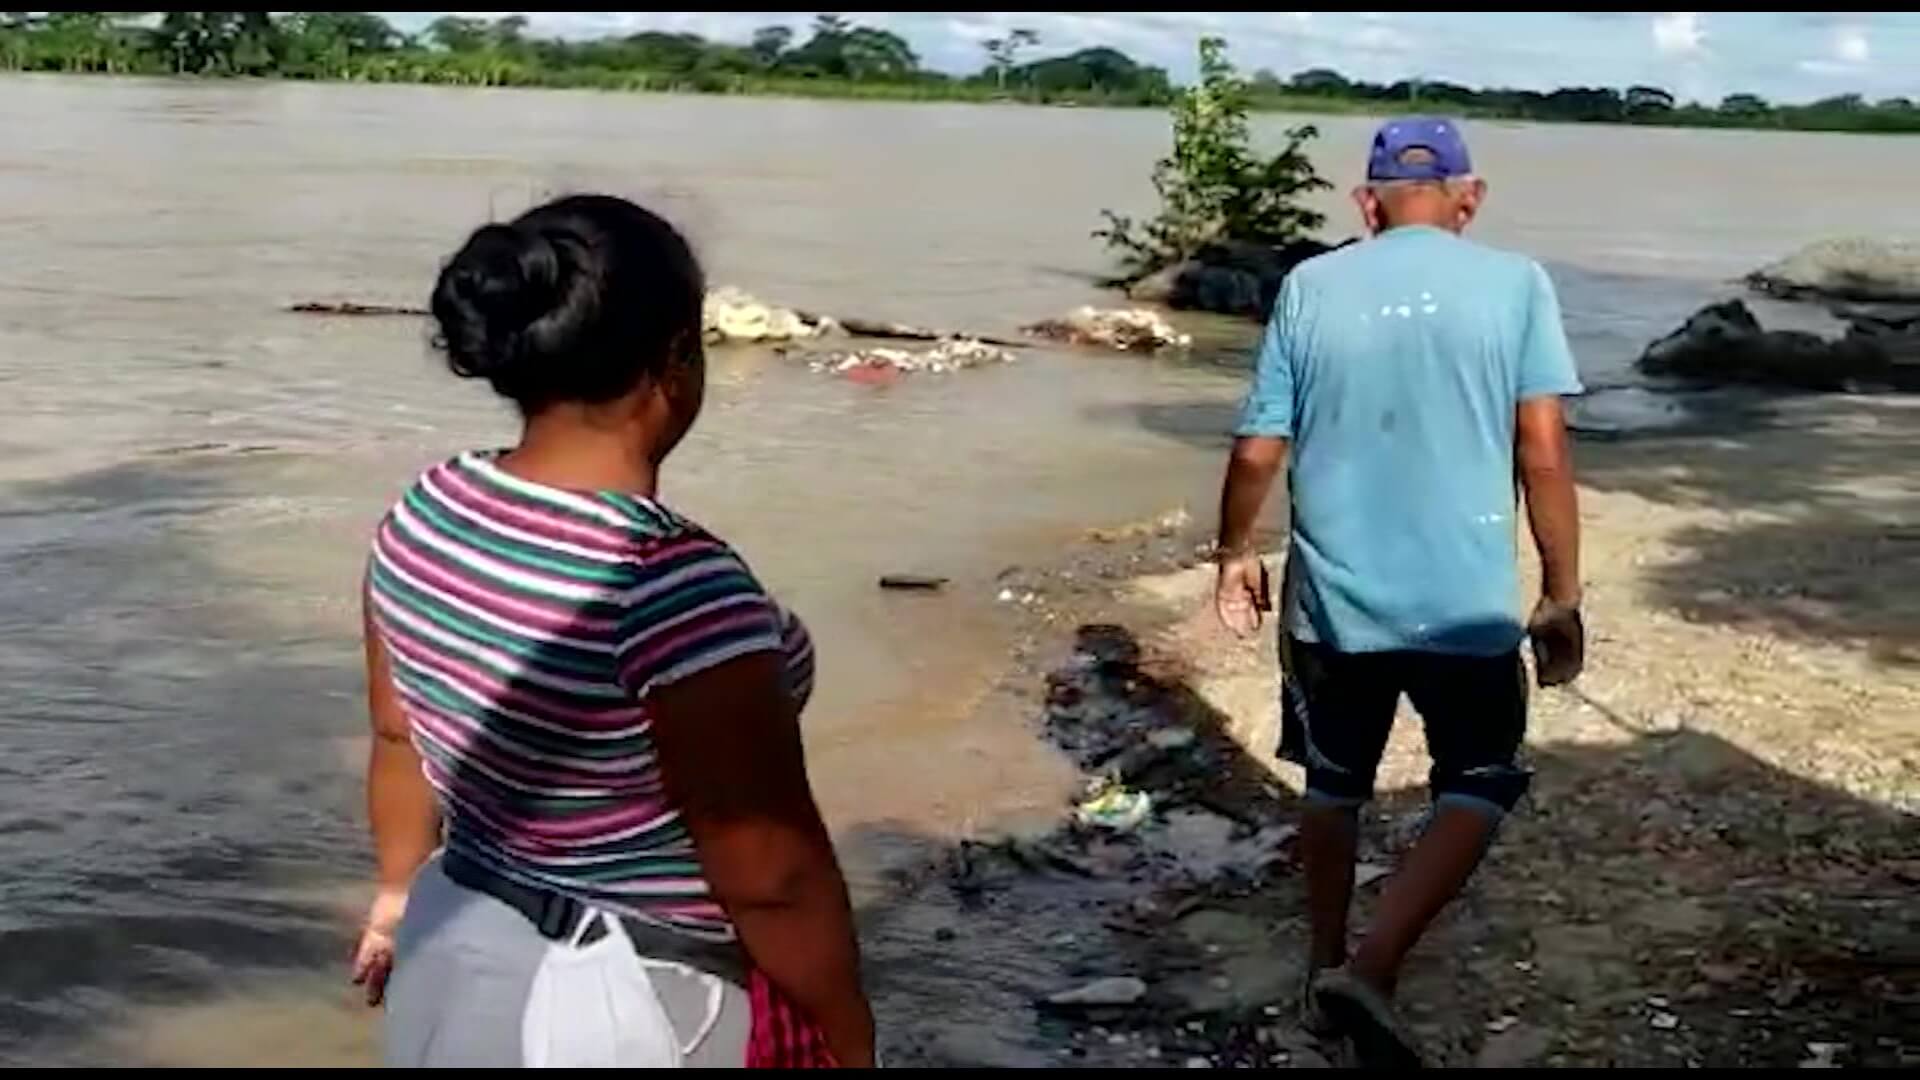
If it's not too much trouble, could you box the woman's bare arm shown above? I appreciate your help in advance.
[648,652,874,1067]
[364,595,441,892]
[353,588,441,1004]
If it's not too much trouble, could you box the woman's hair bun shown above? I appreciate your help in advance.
[429,195,705,412]
[432,223,575,383]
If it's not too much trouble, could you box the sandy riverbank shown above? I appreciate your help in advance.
[859,390,1918,1068]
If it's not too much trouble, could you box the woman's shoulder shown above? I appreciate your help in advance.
[624,512,767,595]
[382,452,695,544]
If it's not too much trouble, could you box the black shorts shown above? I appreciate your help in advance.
[1279,637,1531,815]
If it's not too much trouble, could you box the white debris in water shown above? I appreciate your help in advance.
[807,338,1014,376]
[1024,306,1193,352]
[702,286,833,343]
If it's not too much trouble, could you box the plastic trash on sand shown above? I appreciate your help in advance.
[1076,783,1153,832]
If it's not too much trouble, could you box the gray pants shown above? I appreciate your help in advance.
[385,858,750,1067]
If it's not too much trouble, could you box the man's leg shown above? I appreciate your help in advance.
[1346,801,1500,993]
[1277,641,1399,981]
[1301,801,1360,973]
[1350,649,1531,994]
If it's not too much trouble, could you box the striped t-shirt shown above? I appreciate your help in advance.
[367,451,814,941]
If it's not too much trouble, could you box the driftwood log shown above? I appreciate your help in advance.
[795,311,1027,349]
[289,299,1025,348]
[287,301,429,317]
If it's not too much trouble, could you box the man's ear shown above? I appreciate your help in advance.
[1456,178,1488,229]
[1352,185,1383,235]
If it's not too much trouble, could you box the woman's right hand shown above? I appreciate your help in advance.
[350,885,408,1006]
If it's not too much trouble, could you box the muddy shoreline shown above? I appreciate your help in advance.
[859,392,1920,1069]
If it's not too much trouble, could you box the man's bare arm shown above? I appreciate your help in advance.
[1213,436,1288,636]
[1515,397,1580,607]
[1217,435,1289,556]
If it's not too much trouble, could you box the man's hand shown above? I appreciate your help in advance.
[1215,552,1270,638]
[1527,597,1585,688]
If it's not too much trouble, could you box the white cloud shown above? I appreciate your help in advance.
[1834,26,1870,65]
[1651,12,1705,57]
[1796,22,1872,77]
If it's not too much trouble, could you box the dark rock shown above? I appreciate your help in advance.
[1636,299,1917,392]
[1128,238,1352,320]
[1074,623,1142,670]
[1829,301,1920,333]
[878,574,949,592]
[1127,263,1184,306]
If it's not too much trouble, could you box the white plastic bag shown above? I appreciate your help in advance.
[519,912,722,1068]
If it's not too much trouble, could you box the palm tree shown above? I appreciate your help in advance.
[984,27,1039,91]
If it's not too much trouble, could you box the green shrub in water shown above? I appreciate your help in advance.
[1097,37,1331,280]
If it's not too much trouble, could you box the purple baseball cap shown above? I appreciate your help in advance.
[1367,116,1473,182]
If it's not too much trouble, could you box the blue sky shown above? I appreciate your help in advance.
[390,12,1919,105]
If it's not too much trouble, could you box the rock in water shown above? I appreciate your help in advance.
[1125,262,1185,306]
[1636,298,1907,392]
[1747,237,1920,303]
[1126,238,1350,320]
[877,574,949,591]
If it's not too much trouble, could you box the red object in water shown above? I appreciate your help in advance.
[841,362,899,387]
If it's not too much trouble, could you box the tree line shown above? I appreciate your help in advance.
[0,12,1170,104]
[1256,67,1920,136]
[2,13,1913,134]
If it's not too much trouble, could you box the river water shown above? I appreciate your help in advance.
[3,76,1916,1064]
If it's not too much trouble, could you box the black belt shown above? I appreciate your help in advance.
[440,851,748,983]
[442,850,599,942]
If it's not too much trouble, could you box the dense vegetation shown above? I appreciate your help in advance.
[0,12,1170,105]
[2,12,1915,134]
[1249,67,1920,136]
[1099,39,1328,280]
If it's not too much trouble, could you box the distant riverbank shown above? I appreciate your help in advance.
[5,10,1914,136]
[14,66,1920,136]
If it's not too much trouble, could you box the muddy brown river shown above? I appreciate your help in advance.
[2,75,1915,1064]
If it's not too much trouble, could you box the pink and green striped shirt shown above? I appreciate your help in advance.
[368,452,813,941]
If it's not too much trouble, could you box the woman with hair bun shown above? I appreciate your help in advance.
[349,194,872,1068]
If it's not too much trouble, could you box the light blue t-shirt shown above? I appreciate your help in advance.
[1237,225,1582,656]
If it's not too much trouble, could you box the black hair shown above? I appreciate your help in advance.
[430,194,704,412]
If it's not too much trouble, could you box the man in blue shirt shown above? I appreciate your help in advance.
[1213,117,1585,1066]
